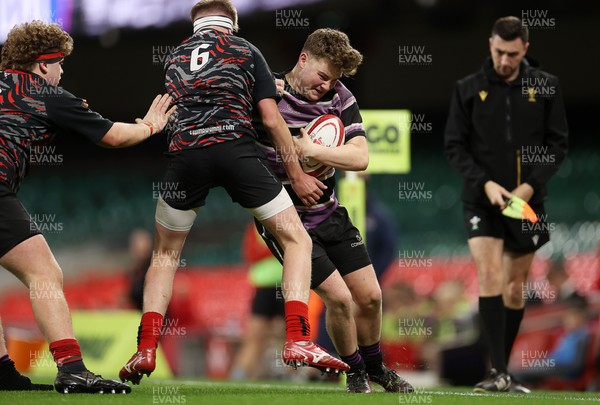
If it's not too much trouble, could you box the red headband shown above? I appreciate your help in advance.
[35,52,64,62]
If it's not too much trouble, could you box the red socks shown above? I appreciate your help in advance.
[285,300,310,341]
[49,338,82,367]
[137,311,164,350]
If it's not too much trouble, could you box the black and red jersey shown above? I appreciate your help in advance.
[0,69,113,192]
[164,29,276,151]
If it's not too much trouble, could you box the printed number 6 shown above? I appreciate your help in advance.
[191,44,210,71]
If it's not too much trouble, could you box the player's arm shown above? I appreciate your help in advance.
[294,129,368,171]
[99,94,176,148]
[256,98,327,205]
[47,91,175,148]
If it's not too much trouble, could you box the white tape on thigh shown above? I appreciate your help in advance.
[249,187,293,221]
[155,196,199,232]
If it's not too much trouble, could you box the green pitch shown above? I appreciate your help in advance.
[1,378,598,405]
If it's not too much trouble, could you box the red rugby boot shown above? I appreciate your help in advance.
[282,340,350,374]
[119,348,156,384]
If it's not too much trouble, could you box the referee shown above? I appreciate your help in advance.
[444,16,568,393]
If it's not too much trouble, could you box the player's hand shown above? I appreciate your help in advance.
[275,78,284,97]
[484,180,512,210]
[293,128,316,160]
[82,99,89,109]
[290,172,327,206]
[510,183,534,203]
[136,94,176,135]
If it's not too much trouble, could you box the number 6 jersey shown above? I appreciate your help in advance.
[164,29,277,152]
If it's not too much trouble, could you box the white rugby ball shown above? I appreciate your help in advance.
[301,114,345,177]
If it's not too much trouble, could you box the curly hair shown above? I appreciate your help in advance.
[0,20,73,71]
[302,28,363,77]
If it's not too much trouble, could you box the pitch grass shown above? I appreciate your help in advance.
[1,377,599,405]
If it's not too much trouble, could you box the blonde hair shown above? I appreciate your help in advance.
[0,20,73,71]
[190,0,239,32]
[302,28,363,77]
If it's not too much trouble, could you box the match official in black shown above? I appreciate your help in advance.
[444,16,568,393]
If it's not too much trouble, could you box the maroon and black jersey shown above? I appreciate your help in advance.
[0,69,113,192]
[164,29,276,151]
[254,72,366,230]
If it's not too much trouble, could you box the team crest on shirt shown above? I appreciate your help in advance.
[532,234,540,246]
[478,90,488,102]
[527,87,537,102]
[470,215,481,231]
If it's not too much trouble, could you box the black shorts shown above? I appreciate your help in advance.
[251,287,285,318]
[0,182,41,257]
[256,206,372,289]
[462,201,550,253]
[162,136,282,210]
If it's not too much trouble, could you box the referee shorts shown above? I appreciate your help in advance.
[462,201,550,253]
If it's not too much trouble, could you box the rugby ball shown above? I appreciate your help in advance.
[300,114,345,177]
